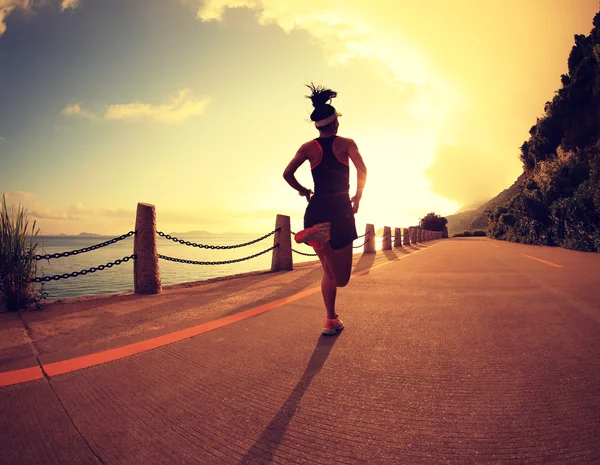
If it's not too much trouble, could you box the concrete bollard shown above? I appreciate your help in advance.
[404,227,410,246]
[442,226,448,238]
[382,226,392,250]
[365,224,376,253]
[411,226,418,245]
[394,227,402,247]
[271,214,292,271]
[417,227,422,243]
[134,202,161,294]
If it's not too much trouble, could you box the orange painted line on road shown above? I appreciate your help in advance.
[43,286,321,377]
[521,254,563,268]
[0,366,44,387]
[3,244,437,385]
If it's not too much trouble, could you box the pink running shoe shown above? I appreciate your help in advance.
[322,318,344,335]
[294,222,331,250]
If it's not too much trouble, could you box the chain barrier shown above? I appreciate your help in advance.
[31,255,135,283]
[158,244,278,266]
[32,231,135,261]
[157,229,279,250]
[353,238,369,249]
[292,248,318,257]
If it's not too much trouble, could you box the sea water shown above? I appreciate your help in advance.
[34,233,322,301]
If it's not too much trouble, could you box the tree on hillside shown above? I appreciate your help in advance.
[491,11,600,252]
[419,212,448,231]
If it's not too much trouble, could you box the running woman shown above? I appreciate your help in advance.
[283,83,367,335]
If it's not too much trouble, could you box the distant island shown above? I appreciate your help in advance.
[79,232,103,236]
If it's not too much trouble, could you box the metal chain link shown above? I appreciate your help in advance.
[292,248,318,257]
[158,244,278,265]
[33,231,135,261]
[353,238,369,249]
[31,255,135,283]
[157,229,279,250]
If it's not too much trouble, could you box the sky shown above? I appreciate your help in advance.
[0,0,598,236]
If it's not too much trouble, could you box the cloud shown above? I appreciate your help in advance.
[0,0,80,37]
[31,203,134,221]
[104,89,210,123]
[62,90,210,124]
[3,190,34,201]
[194,1,433,86]
[61,103,97,120]
[0,1,19,36]
[0,136,5,141]
[66,203,133,219]
[60,0,79,11]
[30,209,80,220]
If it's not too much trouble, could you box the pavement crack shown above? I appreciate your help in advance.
[18,313,105,464]
[18,312,48,377]
[44,376,106,464]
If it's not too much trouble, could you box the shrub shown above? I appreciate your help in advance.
[453,233,464,237]
[472,230,487,236]
[0,195,45,311]
[462,231,472,237]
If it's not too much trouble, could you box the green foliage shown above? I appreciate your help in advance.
[472,230,487,237]
[0,195,45,311]
[491,13,600,252]
[419,212,448,231]
[462,231,472,237]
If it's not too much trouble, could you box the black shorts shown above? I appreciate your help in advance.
[304,194,358,250]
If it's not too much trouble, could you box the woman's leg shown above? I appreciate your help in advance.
[319,242,353,287]
[316,243,354,319]
[317,255,338,320]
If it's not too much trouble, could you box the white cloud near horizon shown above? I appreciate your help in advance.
[62,90,210,124]
[30,203,134,223]
[68,203,134,219]
[30,209,80,220]
[3,190,34,201]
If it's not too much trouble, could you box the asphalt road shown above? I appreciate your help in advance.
[1,237,599,464]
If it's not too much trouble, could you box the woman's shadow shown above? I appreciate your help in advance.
[239,333,341,464]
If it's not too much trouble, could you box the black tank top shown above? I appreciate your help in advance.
[311,136,350,197]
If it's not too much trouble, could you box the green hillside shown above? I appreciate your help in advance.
[451,13,600,251]
[446,174,525,236]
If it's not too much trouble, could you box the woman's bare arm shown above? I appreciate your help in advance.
[283,145,312,201]
[348,140,367,213]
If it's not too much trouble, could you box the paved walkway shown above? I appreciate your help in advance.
[1,238,600,464]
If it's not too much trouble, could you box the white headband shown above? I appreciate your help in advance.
[314,111,341,128]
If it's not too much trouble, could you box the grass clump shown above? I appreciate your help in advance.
[0,194,45,312]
